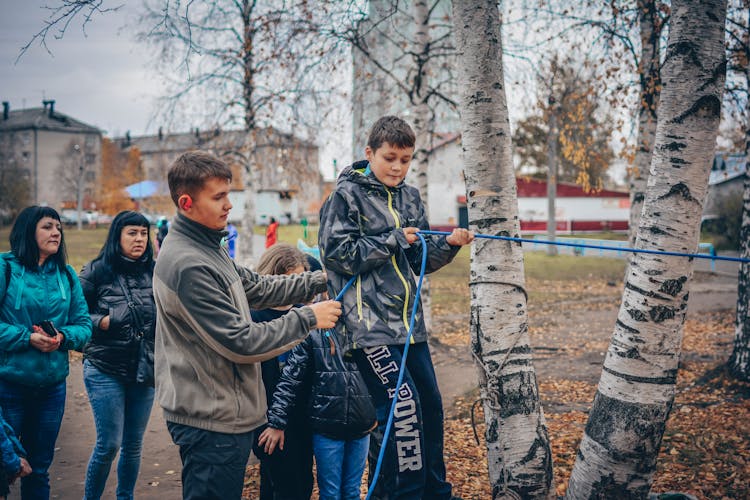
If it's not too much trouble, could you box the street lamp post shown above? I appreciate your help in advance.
[73,144,84,230]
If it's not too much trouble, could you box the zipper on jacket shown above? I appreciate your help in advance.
[386,188,410,331]
[356,275,363,321]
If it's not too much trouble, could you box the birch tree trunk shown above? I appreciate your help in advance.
[729,170,750,380]
[628,0,662,247]
[412,0,434,331]
[728,44,750,380]
[452,1,553,497]
[240,0,257,265]
[566,0,726,497]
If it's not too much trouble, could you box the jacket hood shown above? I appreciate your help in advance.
[337,161,405,190]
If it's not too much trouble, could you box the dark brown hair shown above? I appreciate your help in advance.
[167,151,233,206]
[367,116,416,151]
[256,244,309,276]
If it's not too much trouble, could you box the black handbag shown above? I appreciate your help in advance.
[117,275,154,386]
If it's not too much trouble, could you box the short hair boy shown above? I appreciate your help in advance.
[318,116,473,499]
[154,150,341,500]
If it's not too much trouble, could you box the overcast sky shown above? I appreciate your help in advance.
[1,1,163,138]
[1,1,350,179]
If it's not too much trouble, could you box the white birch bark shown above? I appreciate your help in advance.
[412,0,434,331]
[452,1,552,497]
[566,0,726,497]
[546,103,558,256]
[629,0,662,247]
[728,44,750,380]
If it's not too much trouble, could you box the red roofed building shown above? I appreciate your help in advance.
[427,134,629,233]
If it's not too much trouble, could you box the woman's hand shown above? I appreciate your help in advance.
[403,227,420,244]
[258,427,285,455]
[11,457,32,483]
[99,315,110,331]
[30,326,61,352]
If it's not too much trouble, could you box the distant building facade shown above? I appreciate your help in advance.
[0,100,102,210]
[119,127,322,224]
[704,152,746,220]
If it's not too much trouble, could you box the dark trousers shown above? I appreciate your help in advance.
[167,422,255,500]
[0,379,66,500]
[252,422,313,500]
[353,342,452,500]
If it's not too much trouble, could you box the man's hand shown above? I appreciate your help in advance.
[309,300,342,329]
[446,228,475,246]
[258,427,285,455]
[403,227,420,245]
[30,327,61,352]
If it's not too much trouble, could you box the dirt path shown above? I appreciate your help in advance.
[10,268,736,500]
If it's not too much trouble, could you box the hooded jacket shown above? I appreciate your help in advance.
[318,161,460,353]
[153,214,328,434]
[0,253,92,387]
[79,256,156,385]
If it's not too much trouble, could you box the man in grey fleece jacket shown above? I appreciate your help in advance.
[154,151,341,499]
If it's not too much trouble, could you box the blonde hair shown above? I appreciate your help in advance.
[256,244,309,276]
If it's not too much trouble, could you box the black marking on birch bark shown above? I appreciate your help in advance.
[614,345,647,361]
[616,319,641,334]
[669,157,689,167]
[644,269,664,276]
[601,365,678,384]
[658,276,687,297]
[487,265,497,271]
[625,281,670,301]
[627,308,649,322]
[471,217,508,230]
[584,392,671,497]
[672,95,722,124]
[648,225,670,235]
[697,60,727,93]
[649,304,677,322]
[484,345,533,357]
[662,141,687,152]
[666,41,703,73]
[633,192,645,204]
[486,418,499,443]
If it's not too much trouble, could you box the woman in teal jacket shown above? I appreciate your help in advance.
[0,206,91,499]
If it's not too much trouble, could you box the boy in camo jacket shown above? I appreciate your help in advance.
[318,116,473,499]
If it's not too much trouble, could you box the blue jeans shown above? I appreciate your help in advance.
[167,422,255,500]
[0,378,66,500]
[353,342,452,500]
[313,433,369,500]
[83,360,155,500]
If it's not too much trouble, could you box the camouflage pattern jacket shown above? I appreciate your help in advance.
[318,161,460,353]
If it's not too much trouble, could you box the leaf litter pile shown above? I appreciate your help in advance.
[242,275,748,499]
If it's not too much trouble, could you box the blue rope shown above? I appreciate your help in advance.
[419,230,750,264]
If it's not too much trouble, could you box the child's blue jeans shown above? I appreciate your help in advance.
[313,433,369,500]
[82,360,154,500]
[0,378,66,500]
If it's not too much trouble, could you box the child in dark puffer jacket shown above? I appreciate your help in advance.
[0,408,30,499]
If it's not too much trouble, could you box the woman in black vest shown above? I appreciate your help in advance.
[79,211,156,500]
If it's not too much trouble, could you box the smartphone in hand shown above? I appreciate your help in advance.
[38,320,58,338]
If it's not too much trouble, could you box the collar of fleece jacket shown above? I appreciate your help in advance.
[172,213,229,249]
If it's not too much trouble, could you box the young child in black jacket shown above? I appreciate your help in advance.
[251,244,316,499]
[257,250,376,500]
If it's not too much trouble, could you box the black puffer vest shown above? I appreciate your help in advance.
[79,257,156,385]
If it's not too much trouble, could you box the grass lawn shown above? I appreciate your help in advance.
[253,224,319,246]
